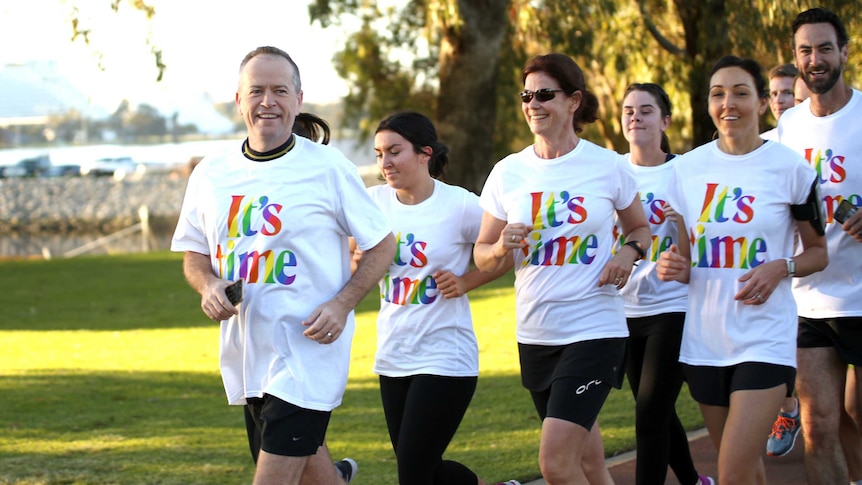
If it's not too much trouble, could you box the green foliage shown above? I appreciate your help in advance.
[69,0,165,81]
[312,0,862,163]
[0,252,702,483]
[313,1,440,140]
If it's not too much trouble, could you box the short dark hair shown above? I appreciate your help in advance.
[792,8,849,49]
[376,111,449,180]
[523,53,600,133]
[239,46,301,92]
[768,63,798,80]
[710,55,768,99]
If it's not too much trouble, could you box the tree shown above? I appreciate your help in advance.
[310,0,510,193]
[636,0,862,146]
[68,0,165,81]
[314,1,862,190]
[434,0,510,192]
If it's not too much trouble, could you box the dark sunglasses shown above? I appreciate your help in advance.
[519,88,565,103]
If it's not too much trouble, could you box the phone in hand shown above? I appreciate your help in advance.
[834,199,858,224]
[225,280,243,305]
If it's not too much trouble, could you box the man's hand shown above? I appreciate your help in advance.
[302,301,350,344]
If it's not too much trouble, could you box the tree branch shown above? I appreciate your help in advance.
[638,0,684,57]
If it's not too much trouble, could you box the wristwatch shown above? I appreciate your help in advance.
[785,257,796,278]
[624,240,646,262]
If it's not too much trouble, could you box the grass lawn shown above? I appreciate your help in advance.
[0,252,702,484]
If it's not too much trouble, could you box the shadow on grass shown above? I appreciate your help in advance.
[0,369,544,485]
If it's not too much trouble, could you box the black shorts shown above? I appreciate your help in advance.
[683,362,795,407]
[244,394,331,457]
[798,316,862,366]
[520,338,626,429]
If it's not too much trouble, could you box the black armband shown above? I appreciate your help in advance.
[790,178,826,236]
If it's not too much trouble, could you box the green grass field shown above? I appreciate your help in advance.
[0,252,702,484]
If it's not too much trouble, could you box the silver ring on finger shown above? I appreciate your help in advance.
[614,278,622,284]
[327,332,333,338]
[511,235,517,242]
[755,294,765,303]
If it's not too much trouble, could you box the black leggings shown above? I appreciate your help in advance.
[625,312,698,485]
[379,374,479,485]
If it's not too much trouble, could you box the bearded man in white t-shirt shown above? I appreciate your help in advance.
[777,8,862,484]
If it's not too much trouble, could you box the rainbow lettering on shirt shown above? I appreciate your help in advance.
[804,148,846,185]
[380,273,438,305]
[697,183,755,224]
[689,224,767,269]
[393,232,428,267]
[643,192,669,225]
[688,183,765,269]
[613,192,673,262]
[801,147,861,223]
[380,231,437,305]
[824,194,862,222]
[522,191,597,267]
[215,194,297,285]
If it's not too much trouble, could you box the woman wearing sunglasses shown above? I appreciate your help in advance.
[474,53,651,484]
[616,83,713,485]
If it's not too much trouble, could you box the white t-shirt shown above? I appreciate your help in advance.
[615,156,688,317]
[368,179,483,377]
[761,128,778,142]
[171,136,391,411]
[666,140,817,367]
[479,140,635,345]
[778,89,862,318]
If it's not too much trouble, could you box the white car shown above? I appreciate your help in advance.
[79,157,143,179]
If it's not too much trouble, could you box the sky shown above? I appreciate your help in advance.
[0,0,352,115]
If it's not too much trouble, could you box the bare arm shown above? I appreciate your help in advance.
[433,260,511,299]
[601,196,652,288]
[793,219,829,276]
[473,211,522,273]
[302,233,396,342]
[183,251,238,321]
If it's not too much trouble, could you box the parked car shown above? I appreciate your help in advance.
[0,155,53,178]
[44,164,82,177]
[79,157,143,178]
[0,164,26,178]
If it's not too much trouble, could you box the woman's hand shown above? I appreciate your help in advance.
[735,259,788,305]
[433,270,467,299]
[656,244,690,283]
[663,202,679,224]
[599,251,635,289]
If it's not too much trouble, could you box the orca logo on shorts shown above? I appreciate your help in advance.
[576,379,603,395]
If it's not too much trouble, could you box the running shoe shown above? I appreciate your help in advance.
[766,411,802,456]
[334,457,358,483]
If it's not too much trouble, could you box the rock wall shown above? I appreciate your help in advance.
[0,174,189,234]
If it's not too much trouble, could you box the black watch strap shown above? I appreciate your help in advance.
[624,240,646,261]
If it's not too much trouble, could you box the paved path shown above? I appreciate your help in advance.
[524,428,807,484]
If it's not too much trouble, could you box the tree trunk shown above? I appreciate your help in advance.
[675,0,729,148]
[435,0,510,194]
